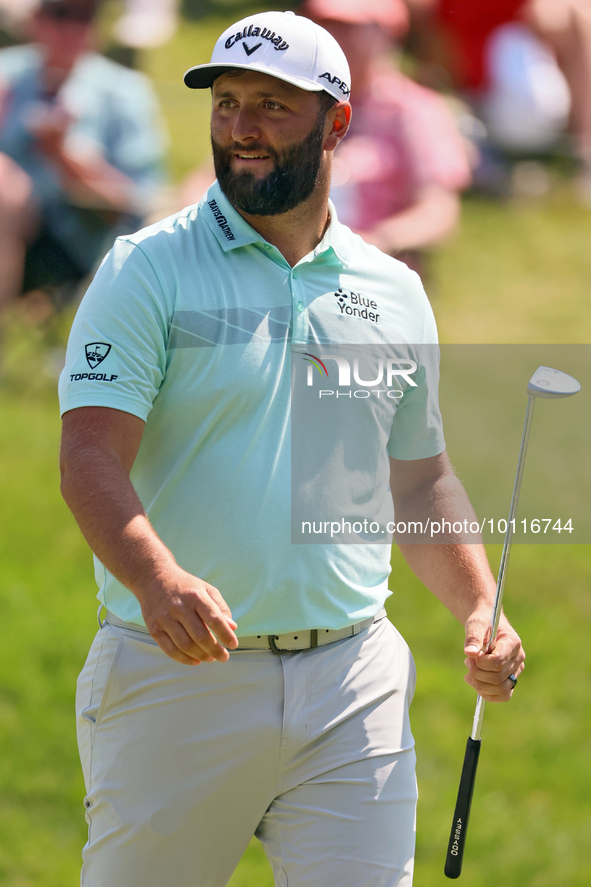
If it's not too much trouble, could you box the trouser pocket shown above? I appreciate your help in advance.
[76,628,124,793]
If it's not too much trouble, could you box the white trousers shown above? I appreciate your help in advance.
[76,615,418,887]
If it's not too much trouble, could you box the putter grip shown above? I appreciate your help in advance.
[444,737,481,879]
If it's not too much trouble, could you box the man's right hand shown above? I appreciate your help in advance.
[136,566,239,666]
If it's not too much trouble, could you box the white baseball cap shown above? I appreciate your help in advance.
[183,10,351,102]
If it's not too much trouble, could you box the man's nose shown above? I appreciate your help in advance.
[231,108,262,143]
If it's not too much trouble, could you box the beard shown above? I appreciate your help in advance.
[212,111,326,216]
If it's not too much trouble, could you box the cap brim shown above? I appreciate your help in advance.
[184,62,324,93]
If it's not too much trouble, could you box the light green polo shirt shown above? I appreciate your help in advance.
[58,182,445,634]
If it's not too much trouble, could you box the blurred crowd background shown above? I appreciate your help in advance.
[0,0,591,334]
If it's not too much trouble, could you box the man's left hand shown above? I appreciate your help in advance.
[463,607,525,702]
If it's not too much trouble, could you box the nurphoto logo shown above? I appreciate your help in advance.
[302,353,417,398]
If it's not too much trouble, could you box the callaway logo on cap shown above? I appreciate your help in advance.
[183,10,351,101]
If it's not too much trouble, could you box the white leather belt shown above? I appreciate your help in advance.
[234,608,387,653]
[102,608,387,654]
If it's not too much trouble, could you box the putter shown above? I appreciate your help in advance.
[444,366,581,879]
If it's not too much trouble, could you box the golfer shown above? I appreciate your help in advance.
[59,11,525,886]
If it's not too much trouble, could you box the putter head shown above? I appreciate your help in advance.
[527,366,581,399]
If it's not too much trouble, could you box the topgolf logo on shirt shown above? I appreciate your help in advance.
[68,342,118,384]
[302,353,417,399]
[85,342,111,368]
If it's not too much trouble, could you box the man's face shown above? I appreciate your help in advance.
[211,71,331,216]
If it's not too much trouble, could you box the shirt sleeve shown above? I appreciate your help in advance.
[387,280,446,460]
[58,237,171,420]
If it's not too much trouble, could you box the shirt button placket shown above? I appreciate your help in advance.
[291,267,307,344]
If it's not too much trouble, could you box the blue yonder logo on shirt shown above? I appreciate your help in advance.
[334,288,380,324]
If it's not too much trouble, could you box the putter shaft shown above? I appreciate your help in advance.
[471,393,536,741]
[444,394,536,879]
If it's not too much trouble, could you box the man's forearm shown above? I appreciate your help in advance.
[397,529,525,703]
[60,442,177,599]
[396,538,497,625]
[391,455,525,700]
[392,459,497,624]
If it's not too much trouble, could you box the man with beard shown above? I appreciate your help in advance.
[58,11,524,887]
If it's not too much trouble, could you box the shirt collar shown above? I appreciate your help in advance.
[313,199,349,267]
[201,182,260,251]
[201,182,349,267]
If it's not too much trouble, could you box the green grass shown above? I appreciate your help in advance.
[0,387,97,887]
[1,8,590,886]
[433,192,591,343]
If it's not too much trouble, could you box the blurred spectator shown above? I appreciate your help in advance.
[0,1,39,29]
[301,0,472,274]
[407,0,591,196]
[0,0,167,318]
[115,0,179,50]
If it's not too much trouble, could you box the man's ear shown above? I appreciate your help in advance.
[324,102,352,152]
